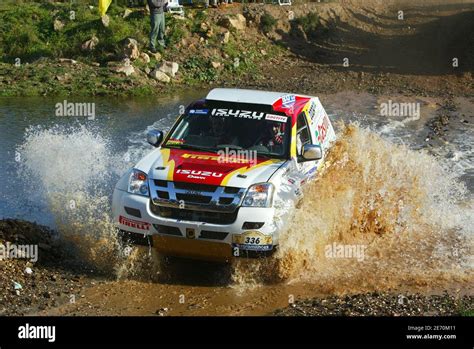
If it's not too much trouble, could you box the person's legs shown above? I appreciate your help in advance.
[157,12,166,48]
[149,12,159,51]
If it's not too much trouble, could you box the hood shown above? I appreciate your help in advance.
[135,148,285,188]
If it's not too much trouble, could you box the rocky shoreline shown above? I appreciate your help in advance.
[273,293,474,316]
[0,220,102,316]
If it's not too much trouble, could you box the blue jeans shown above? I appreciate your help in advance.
[150,12,165,50]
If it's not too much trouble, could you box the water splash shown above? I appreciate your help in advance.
[16,124,151,274]
[233,124,473,293]
[15,122,473,293]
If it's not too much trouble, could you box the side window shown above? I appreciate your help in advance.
[296,112,311,156]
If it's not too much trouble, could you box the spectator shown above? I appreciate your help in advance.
[147,0,168,53]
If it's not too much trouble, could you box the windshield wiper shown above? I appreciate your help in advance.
[216,144,244,150]
[165,144,217,153]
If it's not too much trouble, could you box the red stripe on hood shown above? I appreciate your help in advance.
[166,148,268,185]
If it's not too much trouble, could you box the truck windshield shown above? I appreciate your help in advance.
[163,107,291,159]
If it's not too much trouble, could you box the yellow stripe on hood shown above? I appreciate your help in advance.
[221,159,281,186]
[160,148,175,181]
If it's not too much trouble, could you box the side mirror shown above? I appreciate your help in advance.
[147,130,164,147]
[301,144,323,161]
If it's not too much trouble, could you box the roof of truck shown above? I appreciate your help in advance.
[206,88,289,105]
[205,88,316,123]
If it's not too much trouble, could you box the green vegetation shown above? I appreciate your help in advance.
[294,12,319,37]
[459,307,474,316]
[0,2,150,63]
[0,2,281,97]
[260,12,277,34]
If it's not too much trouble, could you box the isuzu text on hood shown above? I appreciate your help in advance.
[112,88,336,262]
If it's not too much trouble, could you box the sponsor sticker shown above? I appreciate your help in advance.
[119,215,150,230]
[211,108,265,120]
[232,231,273,251]
[318,114,330,143]
[189,109,209,115]
[281,94,296,108]
[265,114,288,123]
[167,138,185,145]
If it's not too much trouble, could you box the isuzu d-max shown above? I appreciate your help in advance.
[112,88,336,262]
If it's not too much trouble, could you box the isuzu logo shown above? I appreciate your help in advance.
[211,108,265,120]
[176,169,223,178]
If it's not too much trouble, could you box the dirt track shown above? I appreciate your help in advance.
[245,0,474,97]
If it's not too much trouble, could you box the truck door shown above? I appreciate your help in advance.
[295,112,318,178]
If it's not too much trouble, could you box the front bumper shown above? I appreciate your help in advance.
[112,188,279,262]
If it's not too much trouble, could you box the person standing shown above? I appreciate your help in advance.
[147,0,168,53]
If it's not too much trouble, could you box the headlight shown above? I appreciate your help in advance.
[242,183,274,208]
[128,169,149,196]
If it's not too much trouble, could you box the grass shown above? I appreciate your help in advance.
[260,12,276,34]
[0,1,282,96]
[294,12,319,38]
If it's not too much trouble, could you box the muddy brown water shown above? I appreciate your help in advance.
[1,91,472,315]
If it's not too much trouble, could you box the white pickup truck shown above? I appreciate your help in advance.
[112,88,336,262]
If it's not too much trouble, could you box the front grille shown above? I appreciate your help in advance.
[199,230,229,240]
[153,224,182,236]
[218,197,234,205]
[157,191,169,199]
[176,193,212,204]
[173,181,219,192]
[150,180,246,212]
[150,204,239,225]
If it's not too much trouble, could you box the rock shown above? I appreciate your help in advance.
[149,69,171,83]
[111,65,136,77]
[123,38,140,60]
[219,14,246,31]
[211,61,221,69]
[144,66,151,75]
[81,36,99,52]
[58,58,77,65]
[25,267,33,275]
[220,31,230,44]
[260,49,267,56]
[155,307,169,316]
[157,61,179,77]
[55,73,71,82]
[201,22,213,38]
[149,51,162,61]
[101,14,110,27]
[140,52,150,64]
[123,9,133,19]
[53,19,64,32]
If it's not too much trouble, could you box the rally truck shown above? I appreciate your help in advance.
[112,88,336,262]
